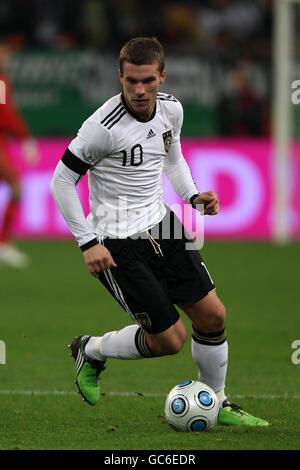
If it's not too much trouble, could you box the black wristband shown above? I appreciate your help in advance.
[80,237,99,252]
[190,194,199,209]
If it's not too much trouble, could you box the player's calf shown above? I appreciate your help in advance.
[145,318,187,356]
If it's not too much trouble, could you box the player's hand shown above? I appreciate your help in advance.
[193,191,219,215]
[22,137,40,165]
[83,243,117,277]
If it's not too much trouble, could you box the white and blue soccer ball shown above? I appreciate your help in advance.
[164,380,220,432]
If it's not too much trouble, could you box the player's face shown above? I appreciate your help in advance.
[119,61,166,120]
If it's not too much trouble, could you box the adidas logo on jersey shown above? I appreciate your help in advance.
[147,129,156,139]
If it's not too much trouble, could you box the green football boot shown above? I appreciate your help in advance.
[69,335,106,406]
[218,401,269,426]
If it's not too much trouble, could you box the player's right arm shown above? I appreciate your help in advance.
[50,154,117,276]
[82,243,117,277]
[50,116,117,275]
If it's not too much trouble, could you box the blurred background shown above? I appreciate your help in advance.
[0,0,300,248]
[0,0,276,136]
[1,2,300,452]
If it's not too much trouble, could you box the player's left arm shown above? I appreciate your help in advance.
[164,101,219,216]
[191,191,219,216]
[164,145,219,215]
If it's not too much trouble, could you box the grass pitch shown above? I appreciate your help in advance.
[0,240,299,450]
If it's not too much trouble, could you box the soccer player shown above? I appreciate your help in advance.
[0,42,39,268]
[51,37,268,426]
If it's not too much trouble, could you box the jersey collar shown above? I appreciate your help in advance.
[121,93,156,122]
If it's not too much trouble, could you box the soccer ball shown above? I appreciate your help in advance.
[164,380,220,432]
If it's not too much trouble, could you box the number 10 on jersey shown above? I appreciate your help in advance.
[121,144,143,166]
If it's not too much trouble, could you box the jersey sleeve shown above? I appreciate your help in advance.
[68,115,113,168]
[171,100,184,146]
[164,140,198,203]
[163,100,198,203]
[50,160,98,248]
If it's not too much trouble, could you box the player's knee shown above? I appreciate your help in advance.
[193,302,226,333]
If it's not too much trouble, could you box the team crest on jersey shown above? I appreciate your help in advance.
[162,130,172,152]
[134,312,152,330]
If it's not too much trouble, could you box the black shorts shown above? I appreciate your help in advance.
[98,210,215,334]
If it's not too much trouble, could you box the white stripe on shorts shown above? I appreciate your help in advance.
[104,268,137,323]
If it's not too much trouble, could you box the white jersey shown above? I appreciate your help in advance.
[51,92,198,245]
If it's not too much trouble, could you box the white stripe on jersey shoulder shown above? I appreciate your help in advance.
[157,92,178,102]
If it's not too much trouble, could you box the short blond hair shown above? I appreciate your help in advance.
[119,37,165,74]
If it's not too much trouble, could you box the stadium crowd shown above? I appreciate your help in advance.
[0,0,272,62]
